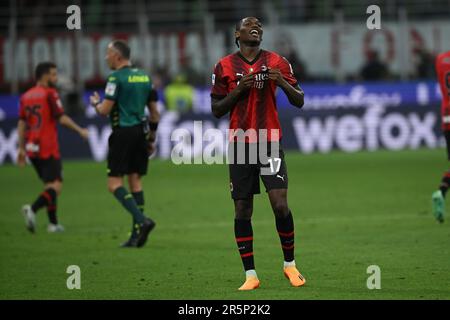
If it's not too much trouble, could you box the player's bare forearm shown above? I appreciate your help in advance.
[147,102,160,124]
[212,73,254,118]
[211,87,247,118]
[147,101,160,143]
[17,119,26,151]
[59,115,89,139]
[17,120,27,166]
[95,100,115,116]
[279,79,304,108]
[90,92,114,116]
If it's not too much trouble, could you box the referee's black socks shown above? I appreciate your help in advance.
[113,187,145,224]
[131,191,145,236]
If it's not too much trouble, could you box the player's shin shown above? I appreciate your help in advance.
[131,191,145,238]
[31,188,57,214]
[275,211,295,264]
[234,219,256,273]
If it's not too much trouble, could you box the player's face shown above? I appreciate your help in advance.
[47,68,58,87]
[236,17,263,47]
[105,45,118,70]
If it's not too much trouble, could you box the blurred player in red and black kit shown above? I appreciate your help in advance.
[211,17,305,290]
[432,51,450,223]
[17,62,89,233]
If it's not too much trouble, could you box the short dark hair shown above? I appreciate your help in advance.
[35,62,57,80]
[111,40,130,59]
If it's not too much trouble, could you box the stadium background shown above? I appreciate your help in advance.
[1,0,450,300]
[0,0,449,162]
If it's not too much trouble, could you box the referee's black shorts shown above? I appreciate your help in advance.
[107,124,149,177]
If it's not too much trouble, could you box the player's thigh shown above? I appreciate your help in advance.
[260,146,288,192]
[30,157,45,181]
[38,157,63,185]
[229,163,260,200]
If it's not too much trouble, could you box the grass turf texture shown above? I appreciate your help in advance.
[0,148,449,300]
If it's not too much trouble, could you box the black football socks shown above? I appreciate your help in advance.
[113,187,145,224]
[234,219,255,271]
[131,191,145,237]
[31,188,58,223]
[275,211,295,263]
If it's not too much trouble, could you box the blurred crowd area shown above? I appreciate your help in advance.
[0,0,449,100]
[3,0,450,33]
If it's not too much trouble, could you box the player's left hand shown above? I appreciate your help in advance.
[267,68,285,86]
[90,91,101,106]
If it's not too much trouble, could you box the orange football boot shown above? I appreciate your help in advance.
[238,276,260,291]
[283,266,306,287]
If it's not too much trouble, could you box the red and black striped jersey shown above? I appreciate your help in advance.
[436,51,450,130]
[19,86,64,159]
[211,50,298,142]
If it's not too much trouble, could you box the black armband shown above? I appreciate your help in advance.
[149,121,159,131]
[148,89,159,103]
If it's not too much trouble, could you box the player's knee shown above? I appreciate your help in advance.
[107,181,122,193]
[47,181,62,195]
[272,200,289,218]
[235,201,253,219]
[128,176,142,192]
[107,184,117,193]
[55,183,62,195]
[235,211,252,220]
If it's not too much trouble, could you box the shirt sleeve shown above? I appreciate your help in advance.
[278,56,299,88]
[210,62,228,99]
[47,89,64,119]
[104,74,119,101]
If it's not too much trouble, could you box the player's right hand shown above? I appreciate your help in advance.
[17,149,26,167]
[236,73,254,91]
[79,128,89,140]
[90,91,100,106]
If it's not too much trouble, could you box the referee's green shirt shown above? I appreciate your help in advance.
[104,66,153,128]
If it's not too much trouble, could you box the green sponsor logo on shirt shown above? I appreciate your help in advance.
[128,75,150,83]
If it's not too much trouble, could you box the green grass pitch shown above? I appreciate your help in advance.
[1,149,449,299]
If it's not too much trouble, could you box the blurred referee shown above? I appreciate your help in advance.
[89,40,160,248]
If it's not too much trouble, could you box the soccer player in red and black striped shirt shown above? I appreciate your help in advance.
[432,50,450,223]
[17,62,89,233]
[211,17,306,290]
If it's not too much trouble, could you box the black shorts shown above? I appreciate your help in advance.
[445,131,450,161]
[30,157,63,183]
[107,125,149,177]
[228,142,288,200]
